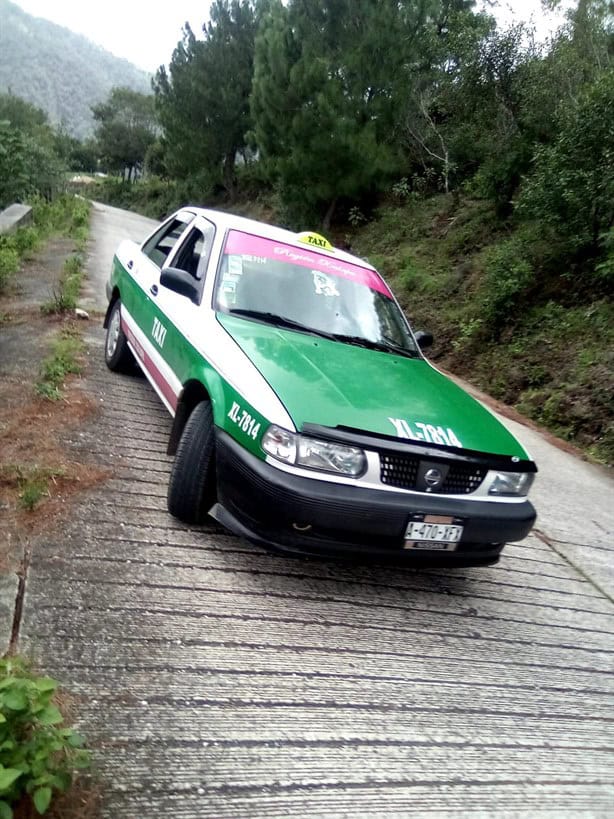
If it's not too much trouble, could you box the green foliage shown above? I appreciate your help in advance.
[251,0,418,226]
[0,94,48,132]
[35,327,84,401]
[347,207,367,228]
[40,253,85,315]
[0,196,88,294]
[29,195,91,242]
[0,241,19,293]
[477,237,534,336]
[0,465,65,511]
[0,656,89,815]
[154,1,260,197]
[595,227,614,285]
[391,178,412,202]
[12,227,38,257]
[518,69,614,268]
[92,87,157,179]
[93,175,197,220]
[0,92,70,207]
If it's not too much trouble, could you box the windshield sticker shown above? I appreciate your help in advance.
[312,271,339,297]
[389,417,462,448]
[224,230,392,297]
[228,255,243,276]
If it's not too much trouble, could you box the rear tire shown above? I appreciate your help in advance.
[167,401,216,524]
[105,299,135,373]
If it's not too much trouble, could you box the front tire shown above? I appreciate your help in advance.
[105,299,134,372]
[167,401,216,524]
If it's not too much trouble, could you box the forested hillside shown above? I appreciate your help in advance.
[0,0,150,138]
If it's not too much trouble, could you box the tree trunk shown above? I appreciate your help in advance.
[223,151,236,202]
[322,197,338,232]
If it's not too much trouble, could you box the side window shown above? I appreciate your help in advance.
[170,222,215,281]
[142,216,192,268]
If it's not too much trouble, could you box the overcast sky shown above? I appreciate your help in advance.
[11,0,570,73]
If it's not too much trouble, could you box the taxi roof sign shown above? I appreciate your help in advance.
[296,231,334,252]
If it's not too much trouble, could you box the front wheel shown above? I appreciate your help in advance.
[105,299,134,372]
[167,401,216,524]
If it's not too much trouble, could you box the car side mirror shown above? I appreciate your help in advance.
[160,267,200,305]
[414,330,433,350]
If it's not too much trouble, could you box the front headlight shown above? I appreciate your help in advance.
[262,425,366,477]
[488,471,534,497]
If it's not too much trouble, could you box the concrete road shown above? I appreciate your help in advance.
[20,203,614,817]
[79,201,158,312]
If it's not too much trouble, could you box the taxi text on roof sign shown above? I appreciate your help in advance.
[296,231,334,252]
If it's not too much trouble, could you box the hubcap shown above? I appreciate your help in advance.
[106,308,120,358]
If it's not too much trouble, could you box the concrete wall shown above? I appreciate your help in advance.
[0,204,33,235]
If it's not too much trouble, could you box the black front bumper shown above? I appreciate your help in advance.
[212,431,536,566]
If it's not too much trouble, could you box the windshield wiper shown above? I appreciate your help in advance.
[332,334,419,358]
[225,309,337,340]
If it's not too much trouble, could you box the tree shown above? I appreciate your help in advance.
[92,88,157,180]
[518,69,614,261]
[251,0,438,227]
[0,92,48,132]
[153,1,260,197]
[0,93,66,207]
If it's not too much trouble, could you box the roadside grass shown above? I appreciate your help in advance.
[40,254,85,316]
[0,464,67,512]
[35,324,85,401]
[0,196,90,297]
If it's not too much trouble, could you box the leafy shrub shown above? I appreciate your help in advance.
[0,656,89,817]
[479,237,534,336]
[391,177,411,201]
[12,227,38,257]
[348,206,366,227]
[0,244,19,293]
[595,227,614,287]
[30,195,90,240]
[518,71,614,258]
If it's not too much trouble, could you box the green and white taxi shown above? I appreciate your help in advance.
[104,207,537,565]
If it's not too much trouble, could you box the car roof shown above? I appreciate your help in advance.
[184,206,376,272]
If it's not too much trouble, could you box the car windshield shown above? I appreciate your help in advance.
[214,230,419,355]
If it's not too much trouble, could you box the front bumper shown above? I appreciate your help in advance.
[212,431,536,566]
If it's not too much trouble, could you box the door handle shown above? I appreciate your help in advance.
[127,260,134,270]
[150,284,158,296]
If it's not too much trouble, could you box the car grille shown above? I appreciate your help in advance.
[379,453,487,494]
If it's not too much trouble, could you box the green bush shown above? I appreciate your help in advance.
[12,227,38,257]
[0,656,89,817]
[0,242,19,293]
[479,237,534,336]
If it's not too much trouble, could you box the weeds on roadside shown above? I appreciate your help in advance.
[1,196,90,297]
[0,656,90,817]
[40,254,85,316]
[0,465,66,512]
[0,240,19,295]
[35,325,84,402]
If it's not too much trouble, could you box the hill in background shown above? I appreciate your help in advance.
[0,0,151,139]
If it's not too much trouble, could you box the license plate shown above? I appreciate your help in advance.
[404,516,463,551]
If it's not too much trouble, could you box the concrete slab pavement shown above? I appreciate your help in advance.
[14,203,614,816]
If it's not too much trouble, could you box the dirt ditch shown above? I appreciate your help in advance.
[0,240,106,577]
